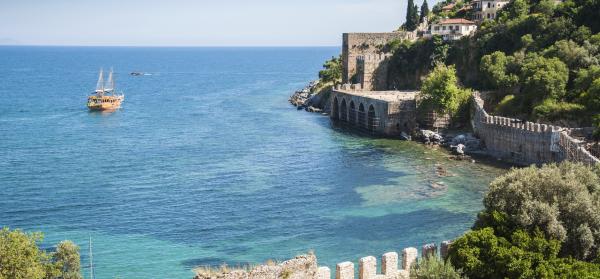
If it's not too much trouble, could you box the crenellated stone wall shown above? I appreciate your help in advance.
[194,241,454,279]
[471,92,599,166]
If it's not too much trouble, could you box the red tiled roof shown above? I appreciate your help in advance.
[438,18,476,25]
[441,3,456,10]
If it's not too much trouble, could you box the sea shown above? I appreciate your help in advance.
[0,46,506,279]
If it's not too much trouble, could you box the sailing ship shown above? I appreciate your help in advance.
[87,68,125,111]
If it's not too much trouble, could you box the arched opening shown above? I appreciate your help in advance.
[340,99,347,122]
[368,105,377,131]
[358,103,366,128]
[332,97,339,120]
[349,101,356,124]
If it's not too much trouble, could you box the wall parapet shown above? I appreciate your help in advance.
[194,241,453,279]
[471,92,599,165]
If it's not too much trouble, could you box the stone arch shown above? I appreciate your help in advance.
[368,104,377,131]
[349,101,356,124]
[332,96,339,120]
[340,98,347,121]
[358,103,366,128]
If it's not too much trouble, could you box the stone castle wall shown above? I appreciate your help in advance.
[194,241,452,279]
[356,54,393,91]
[342,32,414,90]
[471,93,599,166]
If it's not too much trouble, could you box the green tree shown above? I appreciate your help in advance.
[406,0,418,31]
[53,241,82,279]
[418,64,471,115]
[419,0,429,24]
[410,256,463,279]
[497,0,530,22]
[544,40,596,70]
[318,56,342,85]
[521,54,569,104]
[480,51,520,91]
[0,228,82,279]
[448,227,600,279]
[0,228,48,279]
[482,163,600,260]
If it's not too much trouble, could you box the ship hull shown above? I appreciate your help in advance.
[87,96,124,111]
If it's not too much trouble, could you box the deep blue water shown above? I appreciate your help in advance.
[0,47,504,278]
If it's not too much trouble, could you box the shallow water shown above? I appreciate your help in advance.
[0,46,506,278]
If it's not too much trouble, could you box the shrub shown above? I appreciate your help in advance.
[409,255,463,279]
[0,228,82,279]
[448,227,600,279]
[483,163,600,260]
[532,98,585,121]
[418,64,471,116]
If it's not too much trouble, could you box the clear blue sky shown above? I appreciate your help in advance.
[0,0,440,46]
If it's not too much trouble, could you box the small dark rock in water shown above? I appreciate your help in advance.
[400,132,411,141]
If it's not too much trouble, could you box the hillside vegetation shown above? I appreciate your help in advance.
[388,0,600,130]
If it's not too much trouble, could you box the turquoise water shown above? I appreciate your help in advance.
[0,47,505,278]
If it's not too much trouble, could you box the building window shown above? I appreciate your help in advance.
[434,26,440,31]
[442,26,446,30]
[487,2,491,8]
[487,13,491,18]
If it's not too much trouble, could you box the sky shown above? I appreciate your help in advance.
[0,0,439,46]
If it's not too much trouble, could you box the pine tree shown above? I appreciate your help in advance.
[412,4,420,28]
[420,0,430,23]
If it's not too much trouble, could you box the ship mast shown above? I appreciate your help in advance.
[95,68,105,95]
[89,236,94,279]
[105,67,115,95]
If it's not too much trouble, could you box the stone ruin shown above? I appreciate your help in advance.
[193,241,453,279]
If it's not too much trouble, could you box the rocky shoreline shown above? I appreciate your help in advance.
[289,81,326,113]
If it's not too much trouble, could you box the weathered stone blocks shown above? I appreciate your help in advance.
[336,261,354,279]
[359,256,376,279]
[402,247,418,271]
[381,252,398,275]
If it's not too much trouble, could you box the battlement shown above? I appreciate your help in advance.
[330,241,452,279]
[471,92,599,165]
[356,53,393,63]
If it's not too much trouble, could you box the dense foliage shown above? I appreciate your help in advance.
[409,256,463,279]
[0,228,82,279]
[418,64,471,116]
[404,0,420,31]
[447,163,600,278]
[389,0,600,127]
[318,56,342,85]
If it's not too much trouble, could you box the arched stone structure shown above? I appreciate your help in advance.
[340,99,347,122]
[349,101,356,124]
[332,97,339,120]
[358,103,366,128]
[368,105,377,131]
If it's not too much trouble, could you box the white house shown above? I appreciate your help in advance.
[472,0,510,22]
[425,18,478,41]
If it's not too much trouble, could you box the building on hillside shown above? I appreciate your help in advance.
[472,0,509,22]
[424,18,477,41]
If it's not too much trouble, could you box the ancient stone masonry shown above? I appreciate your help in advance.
[342,33,415,90]
[471,92,599,166]
[195,241,452,279]
[356,54,393,91]
[331,86,418,136]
